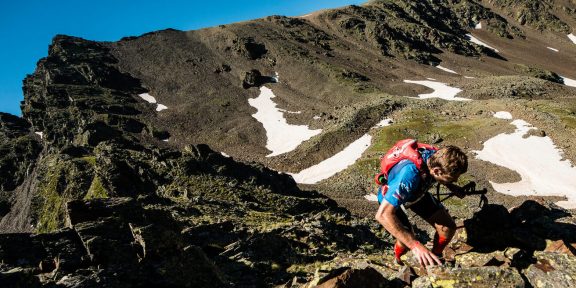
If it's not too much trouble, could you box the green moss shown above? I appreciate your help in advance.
[80,156,96,166]
[433,279,457,288]
[270,262,281,271]
[37,161,65,233]
[84,176,109,200]
[369,108,500,152]
[531,100,576,129]
[36,156,96,233]
[514,64,562,83]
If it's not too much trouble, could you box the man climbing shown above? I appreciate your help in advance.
[374,139,468,267]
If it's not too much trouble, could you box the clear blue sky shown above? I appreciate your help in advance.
[0,0,365,116]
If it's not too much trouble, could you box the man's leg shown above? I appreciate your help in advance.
[425,208,456,257]
[407,193,456,258]
[394,240,408,264]
[393,206,412,265]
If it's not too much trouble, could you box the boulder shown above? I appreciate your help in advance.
[523,251,576,288]
[412,266,524,288]
[242,69,264,88]
[315,267,389,288]
[234,37,267,60]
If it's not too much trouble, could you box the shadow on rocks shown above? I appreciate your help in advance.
[464,200,575,262]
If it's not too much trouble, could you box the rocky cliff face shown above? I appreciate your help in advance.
[2,0,576,287]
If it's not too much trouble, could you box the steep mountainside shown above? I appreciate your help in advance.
[2,0,576,287]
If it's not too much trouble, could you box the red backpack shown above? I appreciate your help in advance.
[374,139,437,185]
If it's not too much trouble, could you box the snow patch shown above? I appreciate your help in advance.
[568,33,576,45]
[221,152,230,157]
[464,76,475,79]
[436,65,458,74]
[404,80,470,101]
[561,76,576,88]
[466,34,499,52]
[313,115,321,120]
[364,193,379,202]
[493,111,513,120]
[138,93,157,104]
[475,22,482,29]
[272,72,280,83]
[289,135,372,184]
[374,118,393,128]
[474,119,576,209]
[547,47,559,52]
[290,118,392,184]
[249,86,322,157]
[139,93,168,112]
[35,131,43,139]
[427,78,436,81]
[156,104,168,111]
[279,109,301,114]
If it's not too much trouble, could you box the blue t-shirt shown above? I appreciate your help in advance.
[378,149,436,207]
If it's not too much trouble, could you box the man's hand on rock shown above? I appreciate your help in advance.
[410,241,442,267]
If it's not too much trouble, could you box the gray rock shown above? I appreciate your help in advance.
[413,266,524,288]
[524,251,576,288]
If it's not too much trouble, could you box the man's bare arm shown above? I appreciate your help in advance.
[375,200,442,266]
[375,200,418,247]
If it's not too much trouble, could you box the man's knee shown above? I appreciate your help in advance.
[429,210,456,236]
[440,223,455,234]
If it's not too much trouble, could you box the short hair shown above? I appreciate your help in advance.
[428,146,468,176]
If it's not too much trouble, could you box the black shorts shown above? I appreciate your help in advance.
[395,192,444,231]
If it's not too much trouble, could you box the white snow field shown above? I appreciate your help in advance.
[248,86,322,157]
[403,80,470,101]
[466,34,500,52]
[290,119,392,184]
[475,114,576,209]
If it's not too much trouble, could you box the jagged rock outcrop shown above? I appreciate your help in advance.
[487,0,573,33]
[0,197,226,287]
[0,185,387,287]
[0,113,41,194]
[21,35,150,150]
[319,0,521,64]
[0,113,42,231]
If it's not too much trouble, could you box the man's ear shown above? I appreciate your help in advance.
[430,167,442,177]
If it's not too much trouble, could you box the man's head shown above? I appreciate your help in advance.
[427,146,468,184]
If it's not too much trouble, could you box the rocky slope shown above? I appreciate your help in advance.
[2,0,576,287]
